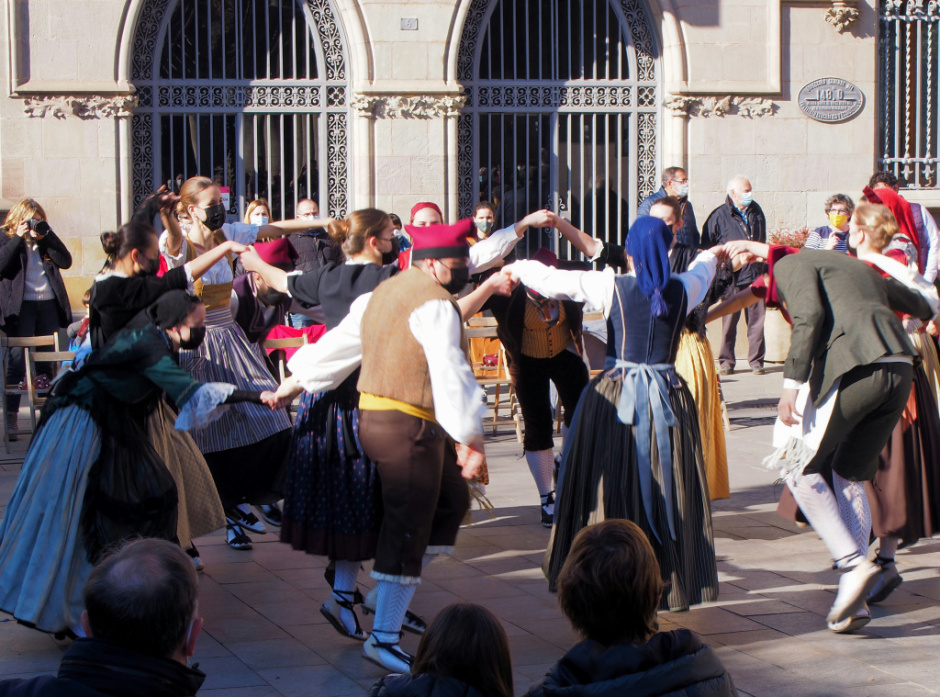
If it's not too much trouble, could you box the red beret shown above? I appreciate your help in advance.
[410,201,443,223]
[254,238,297,269]
[409,218,473,260]
[530,247,559,268]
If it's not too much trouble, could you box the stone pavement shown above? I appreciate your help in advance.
[3,367,940,696]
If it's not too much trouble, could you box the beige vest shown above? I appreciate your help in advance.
[358,268,468,411]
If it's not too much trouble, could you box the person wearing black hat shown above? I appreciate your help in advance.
[0,290,279,638]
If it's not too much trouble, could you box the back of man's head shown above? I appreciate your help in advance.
[83,538,198,659]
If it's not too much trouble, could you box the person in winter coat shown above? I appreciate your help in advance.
[368,603,513,697]
[0,198,72,440]
[525,520,737,697]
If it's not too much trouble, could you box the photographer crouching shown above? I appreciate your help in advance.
[0,199,73,440]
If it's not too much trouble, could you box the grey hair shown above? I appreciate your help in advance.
[726,176,750,194]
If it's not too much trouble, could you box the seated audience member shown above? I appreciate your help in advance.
[526,520,737,697]
[0,539,206,697]
[368,603,513,697]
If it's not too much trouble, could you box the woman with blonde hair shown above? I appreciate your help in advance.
[0,198,72,440]
[243,198,271,226]
[161,175,312,549]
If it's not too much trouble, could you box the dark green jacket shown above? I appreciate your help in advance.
[774,250,935,404]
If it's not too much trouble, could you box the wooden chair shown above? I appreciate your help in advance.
[262,334,309,419]
[466,318,523,442]
[1,333,71,451]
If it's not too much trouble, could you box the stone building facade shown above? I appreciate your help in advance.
[0,0,927,302]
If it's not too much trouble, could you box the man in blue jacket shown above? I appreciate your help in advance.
[636,166,699,250]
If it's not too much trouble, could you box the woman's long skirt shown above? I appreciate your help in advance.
[148,401,226,547]
[280,375,381,561]
[545,373,719,611]
[675,330,730,500]
[0,406,99,632]
[179,311,292,507]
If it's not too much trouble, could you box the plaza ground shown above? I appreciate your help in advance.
[2,367,940,696]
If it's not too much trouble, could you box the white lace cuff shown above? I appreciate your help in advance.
[174,383,235,430]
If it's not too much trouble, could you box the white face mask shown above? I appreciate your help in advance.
[252,215,269,226]
[673,182,690,198]
[738,192,753,207]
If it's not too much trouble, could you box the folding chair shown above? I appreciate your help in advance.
[1,333,68,451]
[466,318,523,442]
[262,335,309,419]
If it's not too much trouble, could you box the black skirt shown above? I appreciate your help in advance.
[545,372,719,611]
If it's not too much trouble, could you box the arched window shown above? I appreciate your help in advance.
[457,0,659,257]
[130,0,348,220]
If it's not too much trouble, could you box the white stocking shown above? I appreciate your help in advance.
[831,471,871,559]
[330,560,361,634]
[371,580,417,644]
[525,449,555,497]
[785,472,862,568]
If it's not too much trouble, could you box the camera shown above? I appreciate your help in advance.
[27,219,51,236]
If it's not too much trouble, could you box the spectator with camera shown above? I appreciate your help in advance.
[0,538,206,697]
[525,519,737,697]
[0,198,72,440]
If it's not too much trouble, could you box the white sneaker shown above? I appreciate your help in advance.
[828,603,871,633]
[827,559,880,625]
[363,633,412,673]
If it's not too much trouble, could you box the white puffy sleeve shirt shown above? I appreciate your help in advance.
[288,293,485,444]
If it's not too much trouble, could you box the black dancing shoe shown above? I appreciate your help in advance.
[225,504,267,534]
[225,522,253,550]
[363,633,412,673]
[540,491,555,528]
[256,503,283,527]
[320,590,367,641]
[361,599,426,634]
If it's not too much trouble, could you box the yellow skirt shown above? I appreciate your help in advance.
[675,329,730,500]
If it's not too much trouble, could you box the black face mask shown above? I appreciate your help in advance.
[202,203,227,231]
[381,237,401,266]
[179,325,206,350]
[441,264,470,294]
[138,257,159,277]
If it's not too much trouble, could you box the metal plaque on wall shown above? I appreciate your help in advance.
[798,78,864,123]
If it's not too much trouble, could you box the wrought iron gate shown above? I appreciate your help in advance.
[457,0,659,258]
[130,0,348,219]
[879,0,939,189]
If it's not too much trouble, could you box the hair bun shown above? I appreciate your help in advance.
[100,230,120,257]
[327,218,350,244]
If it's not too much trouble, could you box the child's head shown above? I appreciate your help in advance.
[557,519,663,646]
[412,603,513,697]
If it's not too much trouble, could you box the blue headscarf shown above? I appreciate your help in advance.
[626,216,674,318]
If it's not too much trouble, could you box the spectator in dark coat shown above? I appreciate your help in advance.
[637,166,700,250]
[0,539,206,697]
[0,198,72,440]
[368,603,513,697]
[702,177,767,375]
[525,520,737,697]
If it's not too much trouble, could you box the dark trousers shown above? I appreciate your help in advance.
[719,295,765,369]
[806,362,913,482]
[359,409,469,580]
[513,350,589,452]
[3,299,62,413]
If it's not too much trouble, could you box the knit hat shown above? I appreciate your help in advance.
[253,237,297,270]
[410,201,443,223]
[145,290,203,329]
[409,218,473,260]
[626,217,674,318]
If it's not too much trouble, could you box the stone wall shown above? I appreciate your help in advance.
[0,0,887,305]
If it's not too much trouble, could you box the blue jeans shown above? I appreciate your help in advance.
[289,312,316,329]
